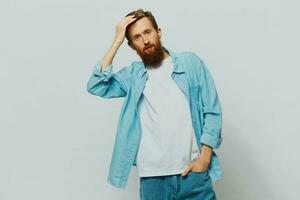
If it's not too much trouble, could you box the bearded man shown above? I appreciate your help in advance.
[87,8,223,200]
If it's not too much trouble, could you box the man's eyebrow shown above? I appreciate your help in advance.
[132,33,140,38]
[132,29,152,38]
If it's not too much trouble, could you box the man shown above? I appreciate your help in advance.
[87,9,223,200]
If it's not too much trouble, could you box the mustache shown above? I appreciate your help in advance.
[144,45,154,50]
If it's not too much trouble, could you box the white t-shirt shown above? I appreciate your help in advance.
[136,56,200,177]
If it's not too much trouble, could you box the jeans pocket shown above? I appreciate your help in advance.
[188,170,210,184]
[189,170,208,174]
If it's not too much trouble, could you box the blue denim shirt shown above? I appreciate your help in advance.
[87,47,223,189]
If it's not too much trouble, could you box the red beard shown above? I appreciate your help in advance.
[136,40,166,69]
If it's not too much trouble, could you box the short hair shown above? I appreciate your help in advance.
[125,9,159,43]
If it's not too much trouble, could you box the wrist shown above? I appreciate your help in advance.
[197,155,211,164]
[197,147,212,164]
[112,39,122,48]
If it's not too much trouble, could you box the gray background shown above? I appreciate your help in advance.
[1,0,299,199]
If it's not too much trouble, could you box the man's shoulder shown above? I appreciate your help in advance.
[175,51,203,62]
[174,51,209,77]
[116,61,141,74]
[127,60,145,77]
[130,60,144,70]
[130,60,143,67]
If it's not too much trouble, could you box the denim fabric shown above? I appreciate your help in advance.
[140,171,216,200]
[87,47,223,189]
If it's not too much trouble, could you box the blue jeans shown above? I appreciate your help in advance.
[139,171,217,200]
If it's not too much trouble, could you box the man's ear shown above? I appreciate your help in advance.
[157,28,162,39]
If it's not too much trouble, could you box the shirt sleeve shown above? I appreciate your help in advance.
[194,54,223,149]
[86,60,132,98]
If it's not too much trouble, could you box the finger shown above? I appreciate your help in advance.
[124,18,137,25]
[127,14,136,18]
[121,17,137,26]
[123,18,137,27]
[124,15,136,21]
[126,16,137,22]
[181,165,191,176]
[181,168,190,176]
[119,16,135,25]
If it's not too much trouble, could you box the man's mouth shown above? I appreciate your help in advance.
[145,45,153,50]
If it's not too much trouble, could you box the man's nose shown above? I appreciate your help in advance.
[142,36,149,44]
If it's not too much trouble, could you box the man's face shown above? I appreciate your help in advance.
[127,17,165,68]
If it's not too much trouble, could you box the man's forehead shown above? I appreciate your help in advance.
[129,17,154,36]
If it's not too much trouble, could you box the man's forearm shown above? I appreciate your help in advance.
[100,40,121,71]
[199,144,213,163]
[100,15,137,72]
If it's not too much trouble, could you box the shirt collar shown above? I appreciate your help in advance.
[166,47,184,74]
